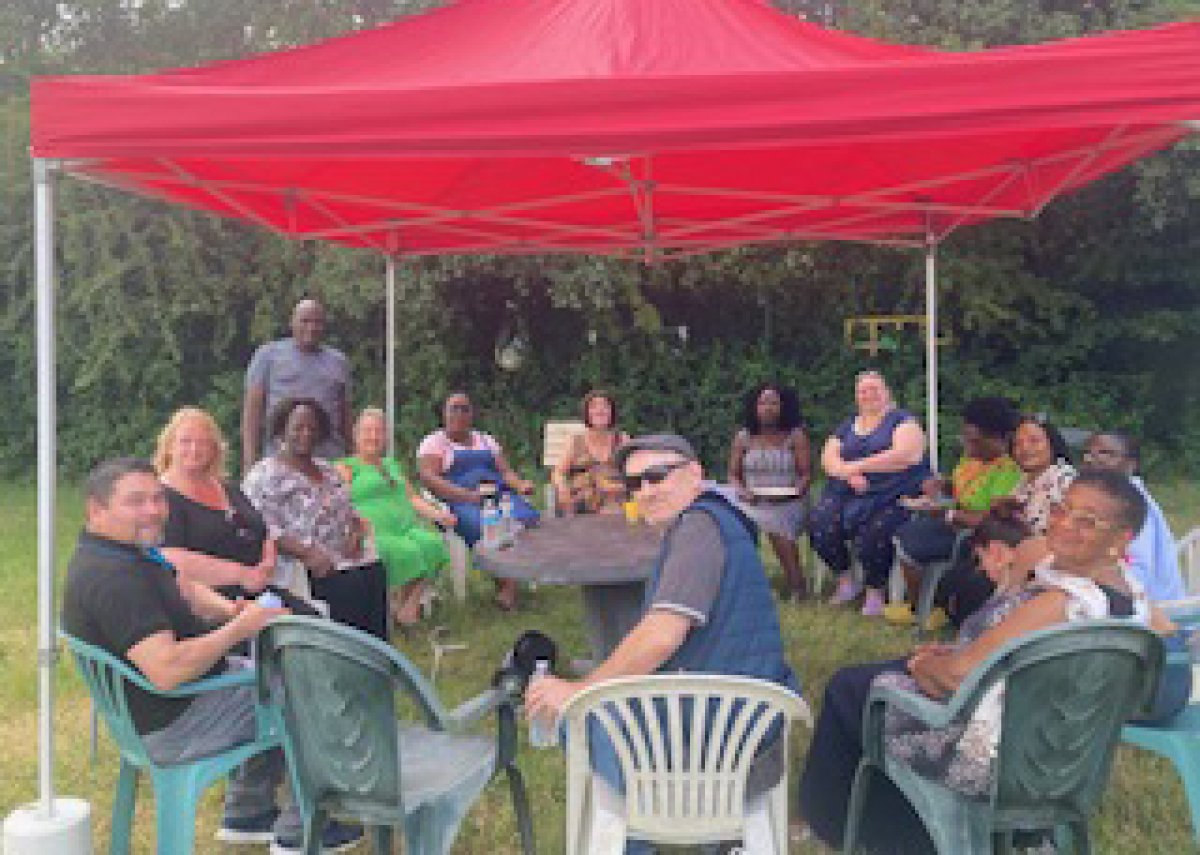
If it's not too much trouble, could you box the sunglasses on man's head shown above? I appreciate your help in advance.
[624,461,689,493]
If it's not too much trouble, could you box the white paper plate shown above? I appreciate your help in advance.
[899,496,953,511]
[751,486,799,498]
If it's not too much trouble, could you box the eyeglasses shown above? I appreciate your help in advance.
[1048,502,1117,534]
[446,403,472,413]
[1082,448,1126,463]
[624,461,688,493]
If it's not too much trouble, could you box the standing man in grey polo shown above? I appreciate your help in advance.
[241,299,352,472]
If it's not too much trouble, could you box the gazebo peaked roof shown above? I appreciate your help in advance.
[30,0,1200,258]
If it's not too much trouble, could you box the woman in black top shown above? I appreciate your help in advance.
[155,407,301,607]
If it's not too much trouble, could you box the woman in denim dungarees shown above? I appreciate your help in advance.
[417,391,539,610]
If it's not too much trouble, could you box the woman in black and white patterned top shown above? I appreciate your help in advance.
[797,470,1179,853]
[1005,414,1076,535]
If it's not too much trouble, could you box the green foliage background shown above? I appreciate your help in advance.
[1,0,1198,477]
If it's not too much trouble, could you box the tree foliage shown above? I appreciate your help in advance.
[1,0,1198,477]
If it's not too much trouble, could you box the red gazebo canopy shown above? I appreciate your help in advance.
[30,0,1200,258]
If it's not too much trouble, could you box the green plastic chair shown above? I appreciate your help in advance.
[1121,610,1200,843]
[912,529,970,640]
[255,615,535,855]
[60,632,281,855]
[1121,705,1200,843]
[843,620,1163,855]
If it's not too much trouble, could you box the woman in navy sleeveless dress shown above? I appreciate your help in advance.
[808,371,930,616]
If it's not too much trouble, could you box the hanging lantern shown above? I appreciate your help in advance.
[494,303,529,371]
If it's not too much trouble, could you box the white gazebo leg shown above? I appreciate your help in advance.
[2,158,93,854]
[385,253,397,457]
[924,239,939,474]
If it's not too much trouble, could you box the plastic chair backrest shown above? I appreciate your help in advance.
[257,616,450,814]
[543,420,585,469]
[982,622,1162,820]
[562,674,809,844]
[61,633,153,766]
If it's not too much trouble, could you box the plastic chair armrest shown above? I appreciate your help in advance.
[862,682,958,765]
[446,688,510,730]
[867,682,958,730]
[156,667,257,697]
[445,686,521,770]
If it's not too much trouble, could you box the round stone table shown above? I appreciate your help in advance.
[473,514,665,660]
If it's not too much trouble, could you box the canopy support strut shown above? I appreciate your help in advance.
[924,236,939,473]
[385,253,397,456]
[34,158,58,817]
[5,159,100,848]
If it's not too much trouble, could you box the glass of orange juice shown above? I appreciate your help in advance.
[623,499,641,525]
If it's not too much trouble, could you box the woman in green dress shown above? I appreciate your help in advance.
[337,408,455,630]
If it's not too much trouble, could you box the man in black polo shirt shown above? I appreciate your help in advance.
[62,457,361,853]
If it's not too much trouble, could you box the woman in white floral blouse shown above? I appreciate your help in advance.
[243,397,366,605]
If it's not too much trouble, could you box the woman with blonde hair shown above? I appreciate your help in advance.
[156,406,307,609]
[336,408,455,630]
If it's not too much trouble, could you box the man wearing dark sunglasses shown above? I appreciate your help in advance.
[526,434,800,850]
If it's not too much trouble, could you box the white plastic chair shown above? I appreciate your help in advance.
[542,419,585,516]
[421,487,469,601]
[808,543,863,600]
[561,674,812,855]
[1179,526,1200,595]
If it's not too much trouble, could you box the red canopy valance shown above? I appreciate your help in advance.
[30,0,1200,256]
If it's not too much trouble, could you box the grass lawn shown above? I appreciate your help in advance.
[1,478,1198,853]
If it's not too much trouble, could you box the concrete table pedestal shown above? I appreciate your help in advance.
[475,514,664,660]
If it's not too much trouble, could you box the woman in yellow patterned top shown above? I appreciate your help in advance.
[893,397,1023,622]
[552,390,630,514]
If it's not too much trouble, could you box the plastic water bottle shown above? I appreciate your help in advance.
[481,498,502,549]
[256,591,283,609]
[249,591,283,661]
[499,492,515,543]
[1184,627,1200,663]
[528,660,556,748]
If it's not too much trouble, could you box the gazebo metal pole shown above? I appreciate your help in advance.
[924,238,939,473]
[33,157,58,815]
[385,254,397,456]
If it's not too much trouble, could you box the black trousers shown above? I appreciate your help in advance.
[311,559,390,641]
[798,659,935,854]
[937,555,996,628]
